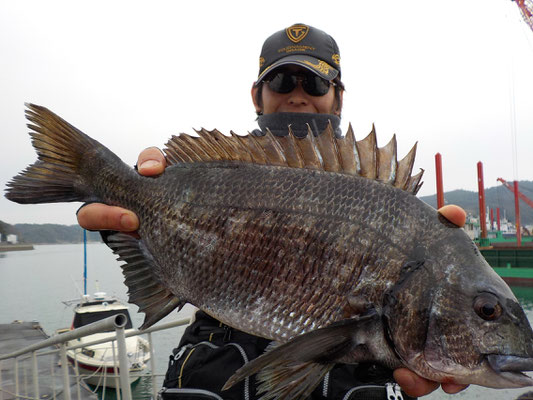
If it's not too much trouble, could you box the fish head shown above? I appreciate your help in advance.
[384,253,533,388]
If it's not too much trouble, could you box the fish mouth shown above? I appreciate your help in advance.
[487,355,533,387]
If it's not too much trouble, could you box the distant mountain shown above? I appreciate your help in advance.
[0,220,17,238]
[0,221,102,244]
[419,180,533,225]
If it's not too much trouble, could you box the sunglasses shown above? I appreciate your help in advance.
[263,71,335,97]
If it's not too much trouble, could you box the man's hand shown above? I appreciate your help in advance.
[394,368,467,397]
[438,204,467,227]
[77,147,166,232]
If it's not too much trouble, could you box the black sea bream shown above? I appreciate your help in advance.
[6,104,533,399]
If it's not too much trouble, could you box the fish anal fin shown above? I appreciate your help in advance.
[224,311,381,400]
[106,233,184,328]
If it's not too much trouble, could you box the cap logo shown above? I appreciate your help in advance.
[331,54,340,65]
[286,24,309,43]
[302,60,332,75]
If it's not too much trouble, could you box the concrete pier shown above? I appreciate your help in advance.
[0,321,96,400]
[0,244,34,252]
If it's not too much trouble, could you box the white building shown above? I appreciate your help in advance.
[6,234,17,244]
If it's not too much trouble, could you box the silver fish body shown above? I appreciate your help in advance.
[6,104,533,399]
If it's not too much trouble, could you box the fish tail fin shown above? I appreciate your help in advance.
[5,103,111,204]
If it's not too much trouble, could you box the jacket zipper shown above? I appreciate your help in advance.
[385,382,404,400]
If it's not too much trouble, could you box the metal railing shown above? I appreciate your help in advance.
[0,316,191,400]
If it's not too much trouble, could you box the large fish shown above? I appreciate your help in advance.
[6,104,533,399]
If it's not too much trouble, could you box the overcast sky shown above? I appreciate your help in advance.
[1,0,532,225]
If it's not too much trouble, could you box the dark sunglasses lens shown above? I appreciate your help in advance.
[266,72,331,96]
[302,75,331,96]
[267,73,296,94]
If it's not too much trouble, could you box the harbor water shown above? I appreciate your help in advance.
[1,243,533,400]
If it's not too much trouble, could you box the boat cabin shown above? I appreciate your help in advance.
[72,297,134,331]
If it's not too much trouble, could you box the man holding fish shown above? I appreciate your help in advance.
[77,24,468,399]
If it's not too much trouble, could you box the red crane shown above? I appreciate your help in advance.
[497,178,533,209]
[513,0,533,32]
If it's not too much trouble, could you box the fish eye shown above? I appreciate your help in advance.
[474,293,503,321]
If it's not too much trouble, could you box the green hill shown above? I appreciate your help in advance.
[0,221,102,244]
[419,180,533,225]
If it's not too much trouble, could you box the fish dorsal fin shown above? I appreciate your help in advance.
[164,123,424,194]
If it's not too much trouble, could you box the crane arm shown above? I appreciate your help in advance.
[497,178,533,209]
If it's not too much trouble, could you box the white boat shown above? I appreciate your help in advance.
[63,292,151,388]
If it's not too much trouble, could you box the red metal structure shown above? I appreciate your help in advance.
[513,0,533,32]
[497,208,501,231]
[477,162,487,239]
[515,181,522,246]
[496,177,533,247]
[435,153,444,209]
[497,178,533,209]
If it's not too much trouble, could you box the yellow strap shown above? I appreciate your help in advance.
[178,347,196,388]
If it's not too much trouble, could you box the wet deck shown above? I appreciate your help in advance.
[0,321,97,400]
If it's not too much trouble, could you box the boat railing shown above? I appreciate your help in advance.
[0,315,191,400]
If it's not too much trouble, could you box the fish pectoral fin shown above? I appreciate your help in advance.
[106,233,185,329]
[223,311,379,400]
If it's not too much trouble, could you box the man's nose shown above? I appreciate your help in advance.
[287,82,309,105]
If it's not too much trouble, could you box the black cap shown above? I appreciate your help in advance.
[257,23,341,84]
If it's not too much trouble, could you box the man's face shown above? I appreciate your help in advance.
[252,66,341,115]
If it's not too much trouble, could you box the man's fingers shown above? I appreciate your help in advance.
[76,147,161,233]
[442,383,468,394]
[438,204,466,227]
[77,203,139,232]
[137,147,166,176]
[393,368,439,397]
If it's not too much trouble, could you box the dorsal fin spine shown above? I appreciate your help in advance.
[181,134,214,161]
[247,132,271,164]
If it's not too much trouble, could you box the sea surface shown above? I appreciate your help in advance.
[1,243,533,400]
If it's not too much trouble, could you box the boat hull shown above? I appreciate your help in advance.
[480,246,533,286]
[67,355,146,388]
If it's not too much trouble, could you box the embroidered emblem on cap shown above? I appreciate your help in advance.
[286,24,309,43]
[331,54,340,65]
[302,59,332,75]
[259,57,265,68]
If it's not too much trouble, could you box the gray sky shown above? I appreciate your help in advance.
[1,0,533,225]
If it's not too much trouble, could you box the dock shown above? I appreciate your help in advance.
[0,244,34,252]
[0,321,96,400]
